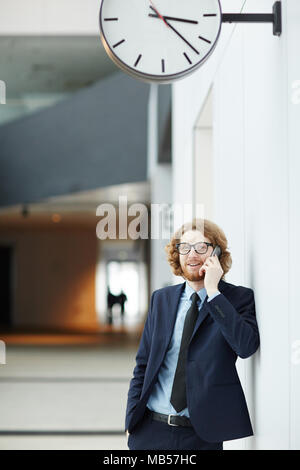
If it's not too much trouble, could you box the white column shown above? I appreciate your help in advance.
[172,0,300,450]
[287,0,300,450]
[148,84,173,292]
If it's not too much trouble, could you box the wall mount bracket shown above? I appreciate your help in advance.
[222,1,282,36]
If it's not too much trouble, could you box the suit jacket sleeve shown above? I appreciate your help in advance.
[125,290,155,423]
[204,287,259,359]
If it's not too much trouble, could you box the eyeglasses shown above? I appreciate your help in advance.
[175,242,214,255]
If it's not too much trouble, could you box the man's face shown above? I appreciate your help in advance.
[179,230,214,281]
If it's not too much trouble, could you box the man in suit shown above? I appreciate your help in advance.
[125,218,259,450]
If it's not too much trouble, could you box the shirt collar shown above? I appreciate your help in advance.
[184,281,207,303]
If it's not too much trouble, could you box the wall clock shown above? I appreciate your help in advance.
[99,0,222,84]
[99,1,282,84]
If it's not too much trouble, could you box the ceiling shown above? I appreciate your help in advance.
[0,181,151,221]
[0,36,151,216]
[0,35,117,119]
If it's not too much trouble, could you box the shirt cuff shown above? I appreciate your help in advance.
[207,291,221,302]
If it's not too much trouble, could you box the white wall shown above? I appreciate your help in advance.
[148,85,173,292]
[194,90,214,220]
[172,0,246,213]
[172,0,300,450]
[286,0,300,450]
[150,163,173,292]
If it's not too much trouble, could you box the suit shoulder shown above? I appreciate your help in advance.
[151,283,184,298]
[222,280,254,296]
[236,284,254,295]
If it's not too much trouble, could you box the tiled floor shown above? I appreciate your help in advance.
[0,332,139,450]
[0,435,128,450]
[0,331,244,450]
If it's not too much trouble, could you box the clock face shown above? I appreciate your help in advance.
[99,0,222,83]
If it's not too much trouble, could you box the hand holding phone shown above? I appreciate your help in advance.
[199,245,222,279]
[211,245,222,259]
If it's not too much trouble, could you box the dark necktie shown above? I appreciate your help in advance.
[170,292,199,412]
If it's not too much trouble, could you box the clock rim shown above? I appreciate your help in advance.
[99,0,222,84]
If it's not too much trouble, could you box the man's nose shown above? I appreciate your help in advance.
[188,246,201,256]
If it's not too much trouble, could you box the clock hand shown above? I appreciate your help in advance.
[148,14,198,25]
[149,1,170,28]
[149,6,199,55]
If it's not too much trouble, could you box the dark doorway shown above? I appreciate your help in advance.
[0,245,13,327]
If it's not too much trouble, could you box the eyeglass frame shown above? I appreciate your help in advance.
[175,242,214,255]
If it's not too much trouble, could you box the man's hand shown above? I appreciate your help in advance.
[199,254,224,295]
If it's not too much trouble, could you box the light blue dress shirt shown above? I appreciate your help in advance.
[146,282,220,417]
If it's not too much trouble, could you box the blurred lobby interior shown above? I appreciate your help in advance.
[0,0,173,449]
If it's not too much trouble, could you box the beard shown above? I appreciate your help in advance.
[181,264,204,282]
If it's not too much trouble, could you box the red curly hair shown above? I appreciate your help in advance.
[165,218,232,280]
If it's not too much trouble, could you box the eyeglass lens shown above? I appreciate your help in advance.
[178,243,208,254]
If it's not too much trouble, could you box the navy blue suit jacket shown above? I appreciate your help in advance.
[125,279,260,442]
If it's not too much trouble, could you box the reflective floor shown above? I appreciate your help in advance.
[0,330,241,450]
[0,331,140,450]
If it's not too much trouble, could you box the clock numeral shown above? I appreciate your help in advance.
[134,54,142,67]
[198,35,211,44]
[162,59,165,73]
[113,39,125,48]
[183,52,192,65]
[104,18,119,21]
[203,14,217,17]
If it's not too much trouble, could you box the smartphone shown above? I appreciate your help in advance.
[199,244,221,279]
[211,245,222,259]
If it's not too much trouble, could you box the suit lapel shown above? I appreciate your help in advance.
[190,279,229,343]
[164,282,185,348]
[190,302,209,343]
[163,279,229,347]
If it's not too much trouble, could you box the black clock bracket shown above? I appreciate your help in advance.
[222,1,282,36]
